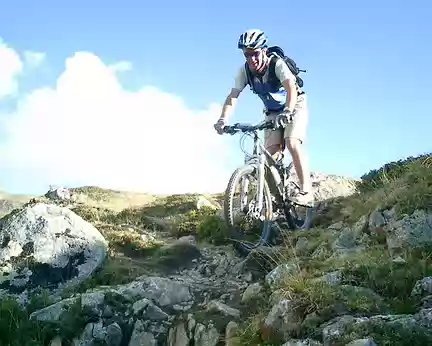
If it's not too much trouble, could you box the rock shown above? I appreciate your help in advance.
[106,323,123,346]
[386,209,432,250]
[225,321,239,346]
[206,300,240,318]
[45,187,72,201]
[132,298,152,314]
[177,235,197,246]
[30,297,79,322]
[186,313,196,336]
[0,203,108,298]
[288,172,358,206]
[115,277,192,307]
[419,295,432,308]
[168,322,190,346]
[411,276,432,299]
[415,307,432,327]
[72,320,111,345]
[194,322,220,346]
[331,219,366,254]
[241,282,263,302]
[265,262,299,290]
[261,299,303,342]
[144,303,170,320]
[30,291,105,322]
[321,315,359,345]
[321,314,422,345]
[312,271,342,285]
[129,319,156,346]
[368,210,387,230]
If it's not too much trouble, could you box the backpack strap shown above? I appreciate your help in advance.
[244,61,264,94]
[267,54,305,90]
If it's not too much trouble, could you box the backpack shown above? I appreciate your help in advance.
[244,45,306,94]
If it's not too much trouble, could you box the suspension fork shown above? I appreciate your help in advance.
[240,176,250,210]
[240,134,259,211]
[255,152,266,212]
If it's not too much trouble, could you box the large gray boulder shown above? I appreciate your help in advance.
[0,203,108,298]
[287,170,358,205]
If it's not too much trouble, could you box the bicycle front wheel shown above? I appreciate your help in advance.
[224,164,274,256]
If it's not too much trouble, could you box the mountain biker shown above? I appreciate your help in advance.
[213,29,313,206]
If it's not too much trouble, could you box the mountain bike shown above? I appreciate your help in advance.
[221,119,314,255]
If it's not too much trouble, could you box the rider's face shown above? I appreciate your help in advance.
[244,48,265,71]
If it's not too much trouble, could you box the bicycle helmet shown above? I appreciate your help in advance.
[237,29,268,50]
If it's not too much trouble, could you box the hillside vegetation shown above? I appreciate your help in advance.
[0,152,430,345]
[235,152,432,345]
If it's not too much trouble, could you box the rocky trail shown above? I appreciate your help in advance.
[0,188,266,346]
[0,154,431,346]
[29,234,255,346]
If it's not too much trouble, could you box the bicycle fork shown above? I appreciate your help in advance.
[255,156,266,213]
[239,154,266,218]
[240,177,249,210]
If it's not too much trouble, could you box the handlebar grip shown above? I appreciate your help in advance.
[222,126,237,134]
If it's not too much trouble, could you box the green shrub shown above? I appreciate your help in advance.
[0,296,91,346]
[175,207,229,243]
[341,245,432,314]
[358,152,431,193]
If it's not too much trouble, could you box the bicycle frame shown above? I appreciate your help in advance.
[222,119,287,217]
[245,129,287,210]
[222,120,314,253]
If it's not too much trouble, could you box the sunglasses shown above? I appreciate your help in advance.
[243,50,262,58]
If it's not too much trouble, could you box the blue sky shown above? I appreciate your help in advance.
[0,0,431,195]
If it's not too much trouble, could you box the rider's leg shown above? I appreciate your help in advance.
[263,114,284,160]
[283,94,312,204]
[286,138,311,192]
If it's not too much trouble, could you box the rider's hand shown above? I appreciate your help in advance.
[274,109,295,129]
[214,118,226,135]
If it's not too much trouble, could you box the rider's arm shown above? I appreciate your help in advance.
[220,88,241,121]
[274,59,298,113]
[220,66,247,121]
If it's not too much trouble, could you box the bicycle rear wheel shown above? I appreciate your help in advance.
[283,162,314,231]
[284,202,314,230]
[224,164,274,256]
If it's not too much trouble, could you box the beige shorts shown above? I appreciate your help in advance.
[264,93,309,150]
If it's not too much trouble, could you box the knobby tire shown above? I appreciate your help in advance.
[224,164,274,256]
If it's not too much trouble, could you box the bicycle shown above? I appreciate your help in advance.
[221,119,314,255]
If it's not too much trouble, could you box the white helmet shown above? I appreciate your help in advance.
[237,29,268,50]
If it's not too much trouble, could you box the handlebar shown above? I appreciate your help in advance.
[222,120,275,135]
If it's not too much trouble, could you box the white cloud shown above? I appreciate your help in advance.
[108,60,132,73]
[0,49,234,195]
[23,50,46,68]
[0,40,23,98]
